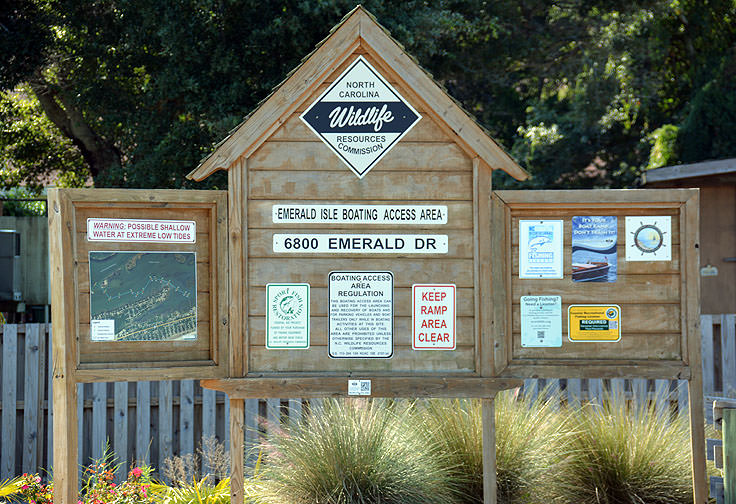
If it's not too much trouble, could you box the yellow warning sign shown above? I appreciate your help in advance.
[568,305,621,342]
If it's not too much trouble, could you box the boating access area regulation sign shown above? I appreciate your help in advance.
[300,55,422,178]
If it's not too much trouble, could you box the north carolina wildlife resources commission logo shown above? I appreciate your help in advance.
[272,288,304,321]
[300,55,422,178]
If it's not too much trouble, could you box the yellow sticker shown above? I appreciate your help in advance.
[568,305,621,342]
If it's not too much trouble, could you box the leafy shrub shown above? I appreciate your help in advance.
[410,390,564,504]
[546,394,694,504]
[257,398,454,504]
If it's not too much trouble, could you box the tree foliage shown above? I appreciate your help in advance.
[1,0,735,191]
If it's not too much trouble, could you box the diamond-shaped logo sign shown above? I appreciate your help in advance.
[300,56,422,178]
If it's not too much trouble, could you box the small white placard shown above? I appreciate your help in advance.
[274,234,447,254]
[87,218,196,243]
[348,380,371,396]
[625,216,672,261]
[266,284,310,349]
[272,205,447,225]
[412,284,456,350]
[520,296,562,347]
[90,319,115,341]
[519,220,564,278]
[329,271,393,358]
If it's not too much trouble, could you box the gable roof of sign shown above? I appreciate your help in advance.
[187,5,529,182]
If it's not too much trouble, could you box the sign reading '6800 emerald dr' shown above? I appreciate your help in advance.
[300,55,421,178]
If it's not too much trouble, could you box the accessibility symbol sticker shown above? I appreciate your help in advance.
[300,55,422,178]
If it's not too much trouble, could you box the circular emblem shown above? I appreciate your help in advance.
[605,307,618,320]
[273,289,303,321]
[633,224,664,253]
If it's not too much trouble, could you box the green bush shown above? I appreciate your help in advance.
[545,394,694,504]
[256,398,454,504]
[409,390,565,504]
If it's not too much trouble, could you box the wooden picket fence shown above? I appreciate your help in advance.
[0,315,734,480]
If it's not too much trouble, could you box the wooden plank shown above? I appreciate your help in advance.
[481,398,496,504]
[523,379,538,402]
[249,258,474,287]
[495,188,696,206]
[567,378,582,409]
[701,315,716,394]
[288,399,302,428]
[513,275,681,304]
[230,164,245,377]
[229,399,245,504]
[248,171,472,201]
[611,378,626,399]
[180,380,195,455]
[249,141,473,172]
[249,286,475,317]
[249,347,476,373]
[511,247,681,275]
[249,316,475,346]
[509,213,681,245]
[202,388,216,440]
[723,409,736,504]
[490,193,511,376]
[512,333,681,361]
[35,324,47,474]
[244,399,258,467]
[202,377,523,399]
[721,314,736,396]
[683,191,708,504]
[113,382,128,483]
[1,325,17,479]
[632,379,648,410]
[266,398,280,430]
[501,362,689,380]
[49,188,81,503]
[91,382,107,463]
[477,160,493,377]
[158,381,173,482]
[47,330,53,471]
[588,379,604,404]
[678,379,689,417]
[655,379,670,417]
[136,382,150,465]
[248,200,474,229]
[77,383,84,470]
[512,303,681,333]
[247,228,474,258]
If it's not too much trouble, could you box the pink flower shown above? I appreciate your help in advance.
[131,467,143,478]
[21,485,29,490]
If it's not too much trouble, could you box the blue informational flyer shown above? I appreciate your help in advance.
[571,216,617,282]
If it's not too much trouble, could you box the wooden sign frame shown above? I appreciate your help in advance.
[490,188,706,503]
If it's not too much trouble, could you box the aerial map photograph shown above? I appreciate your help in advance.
[88,251,197,341]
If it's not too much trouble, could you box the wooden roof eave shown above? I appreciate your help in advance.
[187,6,529,182]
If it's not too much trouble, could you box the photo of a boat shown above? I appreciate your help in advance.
[572,261,611,281]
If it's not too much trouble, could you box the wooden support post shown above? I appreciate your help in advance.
[724,409,736,504]
[52,375,78,504]
[230,399,245,504]
[688,377,708,504]
[481,397,496,504]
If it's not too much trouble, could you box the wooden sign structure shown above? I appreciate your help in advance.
[48,6,707,504]
[48,189,228,504]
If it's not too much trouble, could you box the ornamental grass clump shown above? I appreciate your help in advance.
[547,393,694,504]
[257,398,453,504]
[410,390,564,504]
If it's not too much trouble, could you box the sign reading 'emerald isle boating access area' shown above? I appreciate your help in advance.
[300,56,421,178]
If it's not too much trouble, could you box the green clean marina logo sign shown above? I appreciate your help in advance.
[300,56,422,178]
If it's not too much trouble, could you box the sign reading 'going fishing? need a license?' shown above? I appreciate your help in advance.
[300,55,421,178]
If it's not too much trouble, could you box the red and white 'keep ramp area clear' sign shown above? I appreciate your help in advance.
[412,284,456,350]
[86,218,196,243]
